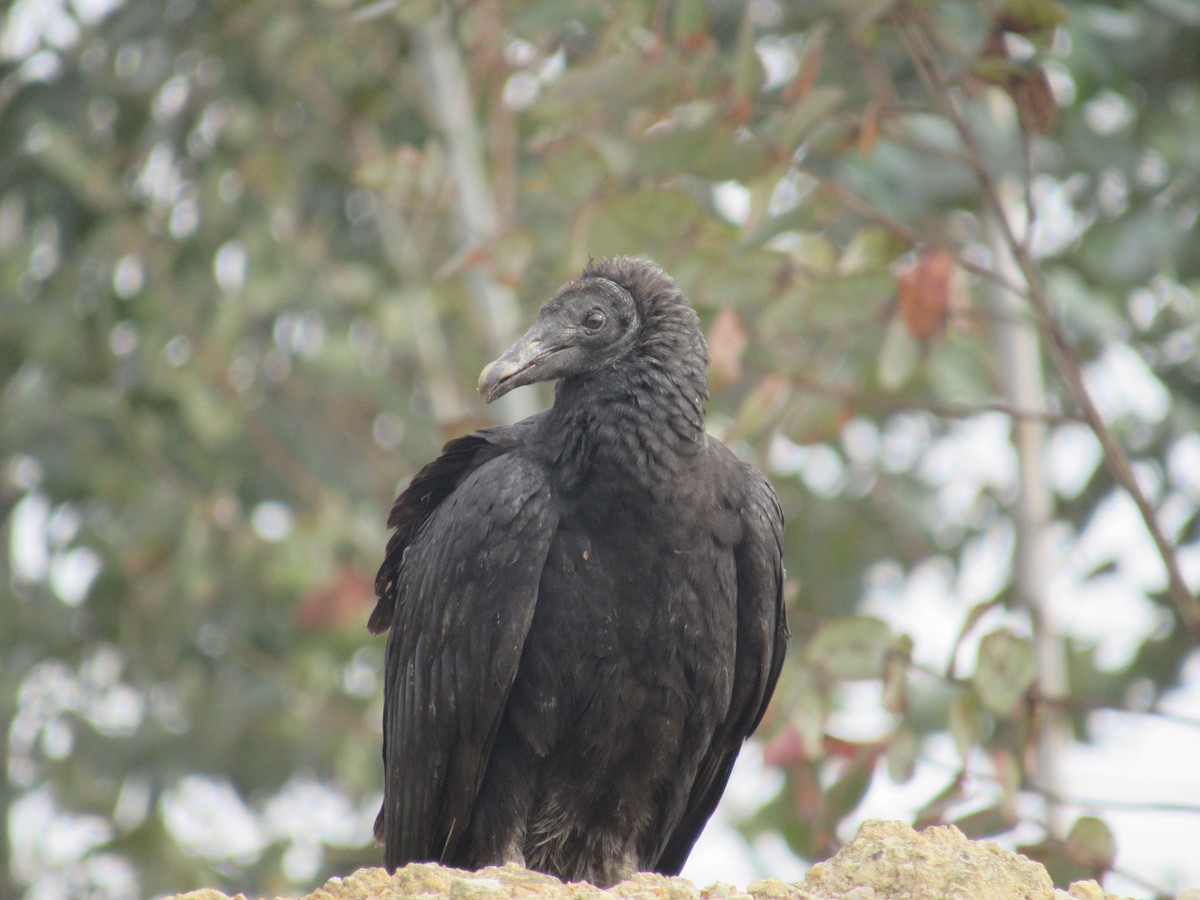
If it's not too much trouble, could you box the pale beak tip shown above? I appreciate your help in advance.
[477,362,501,403]
[477,337,544,404]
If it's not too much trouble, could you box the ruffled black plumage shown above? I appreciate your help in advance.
[371,257,788,886]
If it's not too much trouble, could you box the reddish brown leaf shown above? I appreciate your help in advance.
[823,735,882,759]
[707,306,747,388]
[677,30,710,53]
[793,761,825,823]
[972,24,1059,134]
[297,566,373,629]
[764,726,806,767]
[896,248,955,341]
[784,39,824,105]
[856,102,882,157]
[729,94,755,125]
[1011,66,1058,135]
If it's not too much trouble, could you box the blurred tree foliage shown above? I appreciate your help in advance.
[2,0,1199,897]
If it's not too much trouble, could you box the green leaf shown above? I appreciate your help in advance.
[948,691,986,763]
[877,316,920,391]
[765,86,845,151]
[728,373,790,442]
[670,0,710,44]
[514,0,604,33]
[27,122,126,211]
[798,271,896,330]
[789,676,828,760]
[886,725,918,783]
[952,803,1015,838]
[804,615,893,680]
[823,744,880,823]
[914,772,967,828]
[634,123,770,181]
[777,391,844,444]
[972,630,1037,716]
[1065,815,1116,871]
[838,227,905,275]
[946,598,1003,680]
[544,139,611,200]
[550,51,690,107]
[585,188,714,259]
[488,229,537,287]
[882,633,912,714]
[1020,815,1116,885]
[851,0,901,31]
[1000,0,1068,33]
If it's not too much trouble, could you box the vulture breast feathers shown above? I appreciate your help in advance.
[370,257,788,887]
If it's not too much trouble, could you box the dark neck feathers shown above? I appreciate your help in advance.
[544,258,710,495]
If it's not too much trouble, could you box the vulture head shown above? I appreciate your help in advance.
[477,257,708,405]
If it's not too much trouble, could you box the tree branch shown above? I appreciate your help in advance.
[986,178,1069,836]
[893,5,1200,638]
[415,10,540,425]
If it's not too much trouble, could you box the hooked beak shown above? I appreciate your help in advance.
[477,322,555,404]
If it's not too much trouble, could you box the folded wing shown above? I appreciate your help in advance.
[655,455,788,874]
[373,434,556,870]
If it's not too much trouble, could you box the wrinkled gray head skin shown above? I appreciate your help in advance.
[478,275,639,403]
[478,257,708,404]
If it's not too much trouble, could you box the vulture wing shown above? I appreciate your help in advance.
[655,451,789,874]
[372,430,556,871]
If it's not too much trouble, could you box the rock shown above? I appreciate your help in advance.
[1056,880,1130,900]
[161,819,1145,900]
[803,820,1052,899]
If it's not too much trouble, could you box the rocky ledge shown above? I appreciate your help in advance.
[170,819,1154,900]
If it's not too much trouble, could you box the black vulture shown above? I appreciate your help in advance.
[370,257,788,886]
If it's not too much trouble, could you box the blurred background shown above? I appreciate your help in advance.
[2,0,1199,897]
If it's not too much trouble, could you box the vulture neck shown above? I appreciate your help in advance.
[546,345,710,498]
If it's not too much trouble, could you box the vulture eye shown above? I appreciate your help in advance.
[582,310,606,332]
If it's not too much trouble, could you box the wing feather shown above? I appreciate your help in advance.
[370,430,512,635]
[655,455,788,874]
[377,447,556,871]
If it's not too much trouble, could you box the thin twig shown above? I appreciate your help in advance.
[916,751,1200,817]
[912,661,1200,731]
[792,162,1030,298]
[1034,786,1200,818]
[892,5,1200,637]
[790,376,1082,424]
[1033,692,1200,732]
